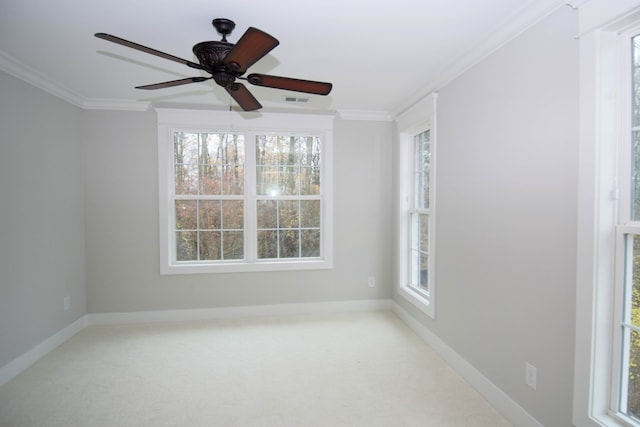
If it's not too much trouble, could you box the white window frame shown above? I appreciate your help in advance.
[574,2,640,426]
[612,23,640,427]
[156,108,334,275]
[396,93,437,318]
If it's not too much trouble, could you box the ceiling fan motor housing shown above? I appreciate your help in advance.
[192,41,237,87]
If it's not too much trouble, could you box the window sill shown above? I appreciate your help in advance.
[160,258,333,275]
[398,285,434,318]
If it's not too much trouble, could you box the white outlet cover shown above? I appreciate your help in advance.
[525,362,537,390]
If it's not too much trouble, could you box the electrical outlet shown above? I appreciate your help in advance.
[525,362,537,390]
[368,276,376,287]
[63,296,70,311]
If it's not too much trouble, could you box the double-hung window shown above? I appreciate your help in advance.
[574,4,640,426]
[157,109,333,274]
[396,94,437,318]
[613,27,640,426]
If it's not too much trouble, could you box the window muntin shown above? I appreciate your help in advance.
[157,109,333,274]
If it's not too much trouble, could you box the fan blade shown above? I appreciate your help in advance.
[226,83,262,111]
[95,33,204,70]
[136,76,211,90]
[247,73,332,95]
[223,27,279,74]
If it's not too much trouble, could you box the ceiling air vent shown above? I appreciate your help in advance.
[284,96,309,103]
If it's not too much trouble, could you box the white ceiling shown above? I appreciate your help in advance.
[0,0,567,117]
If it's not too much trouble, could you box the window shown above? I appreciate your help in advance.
[573,4,640,427]
[396,94,437,318]
[173,131,245,262]
[157,109,333,274]
[613,29,640,426]
[409,130,432,294]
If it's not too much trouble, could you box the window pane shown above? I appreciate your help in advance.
[176,231,198,261]
[301,229,320,257]
[174,132,244,197]
[623,234,640,419]
[633,36,640,128]
[223,231,244,259]
[633,35,640,220]
[222,200,244,229]
[175,164,199,195]
[279,200,299,228]
[413,130,430,209]
[300,167,320,195]
[280,166,299,195]
[199,231,221,260]
[301,200,320,228]
[256,135,321,196]
[176,201,197,230]
[409,212,429,294]
[257,230,278,258]
[257,200,277,228]
[256,135,278,166]
[624,328,640,419]
[223,165,244,195]
[633,130,640,220]
[174,132,198,165]
[280,230,300,258]
[419,214,429,292]
[199,200,221,229]
[256,166,279,196]
[199,165,220,195]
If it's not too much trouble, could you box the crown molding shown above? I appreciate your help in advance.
[392,0,571,118]
[0,50,85,108]
[0,50,153,112]
[82,98,151,111]
[2,0,572,119]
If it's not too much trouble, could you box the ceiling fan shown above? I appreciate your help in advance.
[95,18,333,111]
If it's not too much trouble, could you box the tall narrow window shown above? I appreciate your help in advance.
[616,31,640,425]
[573,5,640,427]
[396,93,437,318]
[409,130,431,294]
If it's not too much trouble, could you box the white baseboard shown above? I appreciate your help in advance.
[87,299,392,325]
[0,299,392,387]
[0,316,88,387]
[391,301,543,427]
[5,295,537,427]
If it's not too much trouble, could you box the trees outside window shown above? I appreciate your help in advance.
[157,109,333,274]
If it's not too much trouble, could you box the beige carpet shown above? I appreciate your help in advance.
[0,311,511,426]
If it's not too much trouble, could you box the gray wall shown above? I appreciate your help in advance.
[0,71,86,367]
[393,6,578,427]
[1,6,580,426]
[82,110,394,313]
